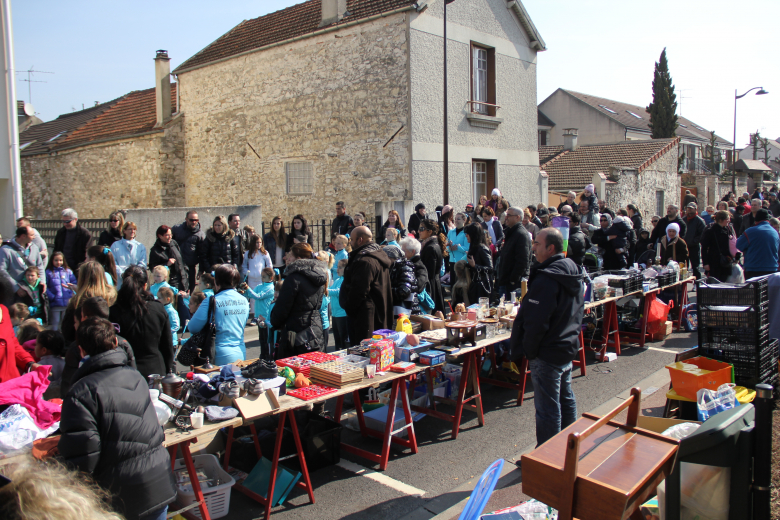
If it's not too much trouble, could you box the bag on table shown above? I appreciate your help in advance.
[697,383,739,422]
[177,295,216,366]
[646,296,674,334]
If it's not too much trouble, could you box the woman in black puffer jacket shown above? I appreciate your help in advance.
[400,236,428,315]
[384,245,417,315]
[148,224,188,293]
[200,215,238,272]
[59,317,176,520]
[270,243,327,358]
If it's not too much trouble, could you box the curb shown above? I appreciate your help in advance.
[397,364,672,520]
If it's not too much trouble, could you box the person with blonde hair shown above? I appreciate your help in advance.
[0,455,125,520]
[60,261,117,343]
[110,221,147,285]
[315,250,334,349]
[98,211,124,247]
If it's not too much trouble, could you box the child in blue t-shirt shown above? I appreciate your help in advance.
[150,265,179,299]
[157,286,180,336]
[329,259,349,351]
[243,268,275,359]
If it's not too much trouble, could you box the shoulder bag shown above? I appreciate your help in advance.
[176,295,216,366]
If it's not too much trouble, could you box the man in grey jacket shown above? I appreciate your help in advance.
[0,226,45,295]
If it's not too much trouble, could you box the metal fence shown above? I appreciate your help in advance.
[258,216,382,250]
[31,219,108,251]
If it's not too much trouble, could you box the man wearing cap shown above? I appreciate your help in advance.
[407,203,427,236]
[683,203,706,279]
[737,209,779,279]
[465,203,476,222]
[768,193,780,218]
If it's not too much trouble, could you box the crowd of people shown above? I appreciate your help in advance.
[1,183,780,516]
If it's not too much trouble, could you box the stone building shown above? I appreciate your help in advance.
[20,0,545,224]
[540,132,681,219]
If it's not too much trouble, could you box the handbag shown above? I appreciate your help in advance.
[176,296,216,366]
[419,286,435,313]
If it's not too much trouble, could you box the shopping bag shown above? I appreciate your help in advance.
[726,263,744,283]
[419,288,435,313]
[646,297,674,334]
[696,383,739,422]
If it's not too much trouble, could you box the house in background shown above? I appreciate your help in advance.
[738,137,780,177]
[537,89,733,177]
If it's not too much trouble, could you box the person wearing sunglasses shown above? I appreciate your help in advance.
[53,208,94,275]
[172,210,207,291]
[98,210,125,247]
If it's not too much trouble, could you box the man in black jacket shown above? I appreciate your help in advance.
[566,213,591,266]
[407,203,427,236]
[648,204,687,249]
[739,198,761,236]
[496,207,531,299]
[172,210,206,291]
[340,227,393,343]
[683,203,706,278]
[228,213,248,271]
[510,228,583,447]
[59,317,176,520]
[768,192,780,217]
[53,208,93,274]
[331,201,355,238]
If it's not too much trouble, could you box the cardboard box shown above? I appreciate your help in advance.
[636,415,700,435]
[370,340,394,371]
[651,320,673,341]
[409,314,445,331]
[395,342,432,362]
[419,350,446,366]
[233,389,280,420]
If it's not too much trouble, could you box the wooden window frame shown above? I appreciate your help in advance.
[470,43,496,117]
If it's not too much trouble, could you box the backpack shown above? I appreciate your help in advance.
[681,303,697,332]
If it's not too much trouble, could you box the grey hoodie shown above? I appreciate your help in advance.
[0,239,44,291]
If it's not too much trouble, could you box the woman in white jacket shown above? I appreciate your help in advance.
[242,234,272,323]
[110,222,147,287]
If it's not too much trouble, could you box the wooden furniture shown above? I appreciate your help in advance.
[521,388,679,520]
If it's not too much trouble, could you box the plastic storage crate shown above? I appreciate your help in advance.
[174,454,235,519]
[698,302,768,329]
[697,278,768,307]
[699,338,779,388]
[655,271,677,288]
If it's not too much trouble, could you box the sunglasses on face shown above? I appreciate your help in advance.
[110,219,119,223]
[61,219,73,223]
[188,219,199,222]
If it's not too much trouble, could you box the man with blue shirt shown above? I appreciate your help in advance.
[736,209,780,279]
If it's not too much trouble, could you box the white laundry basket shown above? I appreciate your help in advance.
[174,453,235,519]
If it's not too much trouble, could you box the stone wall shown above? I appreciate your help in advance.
[177,13,410,225]
[605,143,680,223]
[20,116,185,219]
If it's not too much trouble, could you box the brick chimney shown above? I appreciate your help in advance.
[563,128,578,151]
[320,0,347,27]
[154,50,171,127]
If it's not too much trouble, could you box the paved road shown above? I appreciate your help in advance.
[189,294,698,520]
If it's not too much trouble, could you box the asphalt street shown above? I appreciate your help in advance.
[191,290,698,520]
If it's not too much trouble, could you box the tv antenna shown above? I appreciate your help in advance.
[677,88,693,117]
[16,66,54,104]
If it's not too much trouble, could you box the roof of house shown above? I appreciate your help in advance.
[53,85,177,151]
[732,159,772,172]
[545,89,732,146]
[19,100,120,156]
[540,138,680,190]
[537,109,555,128]
[174,0,417,73]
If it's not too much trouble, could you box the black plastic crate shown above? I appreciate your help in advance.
[699,323,770,352]
[284,411,342,472]
[604,270,643,294]
[698,302,768,329]
[698,338,778,388]
[656,272,677,288]
[697,278,768,307]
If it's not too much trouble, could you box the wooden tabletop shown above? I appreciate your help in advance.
[163,416,243,447]
[642,276,695,295]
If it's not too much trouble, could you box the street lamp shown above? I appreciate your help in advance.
[443,0,455,205]
[732,86,768,191]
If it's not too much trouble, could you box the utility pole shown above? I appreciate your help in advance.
[442,0,455,205]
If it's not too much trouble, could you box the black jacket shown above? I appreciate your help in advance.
[739,212,757,237]
[379,223,408,242]
[231,228,248,271]
[649,215,687,247]
[407,207,426,236]
[263,232,286,267]
[467,244,493,303]
[384,246,416,308]
[148,239,188,292]
[510,254,584,365]
[200,228,238,272]
[54,224,93,272]
[409,254,428,315]
[271,259,327,356]
[285,230,315,252]
[340,242,394,342]
[420,239,445,314]
[59,349,176,520]
[331,215,355,237]
[769,200,780,218]
[683,215,707,253]
[496,222,531,288]
[567,228,591,266]
[61,335,136,398]
[635,229,653,263]
[481,219,504,247]
[171,221,206,267]
[557,200,579,214]
[630,213,643,232]
[109,299,173,378]
[701,222,736,282]
[97,228,122,248]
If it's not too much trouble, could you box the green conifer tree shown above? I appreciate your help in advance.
[646,48,678,138]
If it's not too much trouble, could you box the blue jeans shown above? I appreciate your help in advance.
[530,358,577,447]
[139,505,168,520]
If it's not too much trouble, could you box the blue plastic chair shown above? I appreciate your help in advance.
[457,459,505,520]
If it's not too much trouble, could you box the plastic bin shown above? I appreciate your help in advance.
[699,339,779,388]
[697,278,768,306]
[174,454,235,519]
[666,356,733,400]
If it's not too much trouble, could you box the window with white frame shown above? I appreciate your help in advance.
[286,162,313,195]
[473,47,489,114]
[473,161,487,202]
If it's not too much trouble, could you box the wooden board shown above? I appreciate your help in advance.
[233,389,281,420]
[163,416,243,448]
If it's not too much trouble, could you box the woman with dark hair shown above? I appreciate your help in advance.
[98,211,124,247]
[201,215,238,272]
[189,264,250,365]
[379,210,408,241]
[479,206,504,249]
[264,216,287,270]
[285,214,314,251]
[87,245,118,287]
[627,204,643,231]
[110,221,147,285]
[702,210,737,282]
[108,266,173,378]
[417,219,446,313]
[148,224,188,293]
[270,243,327,358]
[464,223,493,303]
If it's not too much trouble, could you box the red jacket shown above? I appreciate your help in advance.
[0,304,35,382]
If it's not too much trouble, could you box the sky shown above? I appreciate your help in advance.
[12,0,780,149]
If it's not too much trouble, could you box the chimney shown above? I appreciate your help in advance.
[563,128,578,151]
[320,0,347,27]
[154,50,171,127]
